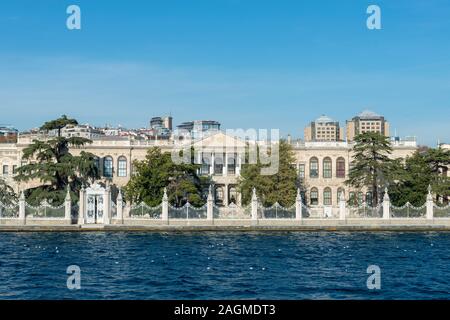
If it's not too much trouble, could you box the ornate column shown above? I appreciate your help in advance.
[251,188,258,223]
[236,154,241,176]
[64,188,72,223]
[117,189,124,224]
[382,187,390,220]
[295,188,302,221]
[103,185,111,225]
[426,185,434,220]
[78,186,85,225]
[223,153,228,176]
[224,184,229,207]
[162,187,169,223]
[207,185,214,221]
[339,191,346,220]
[19,191,26,225]
[210,152,215,175]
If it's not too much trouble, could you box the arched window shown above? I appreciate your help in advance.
[215,186,224,206]
[337,188,345,203]
[310,157,319,178]
[117,156,127,177]
[323,157,332,178]
[103,156,113,178]
[366,192,373,206]
[324,187,332,205]
[336,157,346,178]
[357,192,364,205]
[310,187,319,205]
[349,192,356,206]
[229,187,237,204]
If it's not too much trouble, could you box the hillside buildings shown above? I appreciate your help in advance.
[0,111,422,207]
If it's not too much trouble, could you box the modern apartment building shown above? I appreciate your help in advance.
[304,115,343,142]
[346,110,390,141]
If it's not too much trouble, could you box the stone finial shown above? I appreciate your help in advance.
[19,191,25,201]
[428,184,432,194]
[296,188,301,201]
[65,187,71,201]
[339,191,345,202]
[163,187,168,201]
[383,187,390,201]
[251,188,257,201]
[117,188,123,201]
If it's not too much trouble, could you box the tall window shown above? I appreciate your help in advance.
[310,188,319,205]
[357,192,364,205]
[12,165,17,175]
[366,192,373,206]
[201,153,211,175]
[227,155,236,175]
[337,188,345,203]
[118,156,127,177]
[310,157,319,178]
[349,192,356,206]
[299,164,305,179]
[214,153,224,175]
[336,158,346,178]
[2,165,8,176]
[323,158,332,178]
[103,156,113,178]
[324,187,332,205]
[215,186,224,206]
[229,187,237,204]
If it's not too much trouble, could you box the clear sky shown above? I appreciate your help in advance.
[0,0,449,145]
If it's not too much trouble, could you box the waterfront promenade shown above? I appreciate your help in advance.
[1,186,449,232]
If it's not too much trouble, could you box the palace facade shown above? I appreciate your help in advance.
[0,129,418,207]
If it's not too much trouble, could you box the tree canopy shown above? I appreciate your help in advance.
[238,140,299,207]
[346,132,394,205]
[0,178,17,205]
[124,147,208,207]
[389,148,450,206]
[14,116,99,205]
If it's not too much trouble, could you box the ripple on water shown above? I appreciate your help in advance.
[0,231,449,299]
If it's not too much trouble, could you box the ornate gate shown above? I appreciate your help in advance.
[85,184,106,224]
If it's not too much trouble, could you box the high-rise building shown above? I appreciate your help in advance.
[304,115,343,142]
[176,120,221,139]
[150,116,173,137]
[346,110,390,141]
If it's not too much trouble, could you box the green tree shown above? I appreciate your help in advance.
[424,148,450,201]
[238,140,299,207]
[124,147,208,207]
[0,178,17,205]
[345,132,394,205]
[390,148,450,205]
[14,116,99,205]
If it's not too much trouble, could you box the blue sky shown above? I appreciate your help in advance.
[0,0,449,145]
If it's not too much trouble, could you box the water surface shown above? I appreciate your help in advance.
[0,232,449,299]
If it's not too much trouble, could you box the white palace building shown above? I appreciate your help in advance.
[0,111,420,208]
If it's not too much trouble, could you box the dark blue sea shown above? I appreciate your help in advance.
[0,232,449,299]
